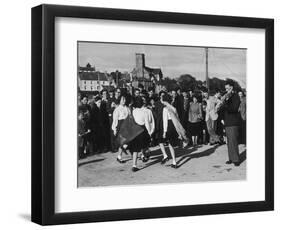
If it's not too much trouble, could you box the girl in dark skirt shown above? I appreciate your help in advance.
[165,120,179,147]
[188,96,203,146]
[161,94,180,168]
[112,95,131,163]
[128,97,155,172]
[153,91,171,164]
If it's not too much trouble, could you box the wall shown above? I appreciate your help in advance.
[0,0,279,229]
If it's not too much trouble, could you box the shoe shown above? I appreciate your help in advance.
[161,157,169,164]
[171,164,178,169]
[132,166,139,172]
[225,160,232,164]
[234,162,241,167]
[182,142,188,148]
[117,158,125,164]
[141,156,149,163]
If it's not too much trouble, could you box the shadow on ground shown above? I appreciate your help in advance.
[78,158,105,167]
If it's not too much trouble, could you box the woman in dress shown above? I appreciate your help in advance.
[161,93,188,168]
[188,95,203,146]
[138,96,155,162]
[128,97,155,172]
[153,91,170,164]
[112,95,131,163]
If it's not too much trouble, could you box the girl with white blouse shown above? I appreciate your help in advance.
[128,97,155,172]
[161,94,179,168]
[112,95,131,163]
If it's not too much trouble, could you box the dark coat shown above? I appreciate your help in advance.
[91,103,110,130]
[223,93,241,127]
[154,100,164,140]
[172,95,184,123]
[90,103,111,150]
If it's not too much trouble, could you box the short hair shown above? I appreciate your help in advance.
[158,90,166,98]
[93,91,100,97]
[175,86,181,91]
[133,96,144,108]
[162,93,171,103]
[238,91,245,96]
[192,95,199,100]
[225,79,235,87]
[148,87,154,92]
[80,94,88,100]
[94,96,102,102]
[101,89,108,94]
[117,94,127,104]
[141,89,147,94]
[138,83,144,89]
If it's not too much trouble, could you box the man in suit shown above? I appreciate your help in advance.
[223,80,241,166]
[91,96,110,153]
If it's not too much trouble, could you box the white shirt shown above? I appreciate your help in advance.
[132,107,155,136]
[163,107,173,133]
[205,96,220,121]
[112,105,131,133]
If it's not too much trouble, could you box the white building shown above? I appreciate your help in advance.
[78,63,110,91]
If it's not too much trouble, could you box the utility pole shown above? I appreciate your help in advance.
[205,47,209,92]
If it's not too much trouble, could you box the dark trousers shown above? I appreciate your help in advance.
[239,120,246,145]
[225,126,240,163]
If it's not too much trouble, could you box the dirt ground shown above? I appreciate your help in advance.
[78,144,246,187]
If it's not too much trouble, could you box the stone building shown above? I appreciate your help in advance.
[131,53,163,91]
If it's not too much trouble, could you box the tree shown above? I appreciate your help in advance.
[160,77,178,91]
[177,74,197,91]
[208,77,242,92]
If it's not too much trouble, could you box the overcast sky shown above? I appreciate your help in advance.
[78,42,246,88]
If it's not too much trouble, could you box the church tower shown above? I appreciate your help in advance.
[135,53,145,78]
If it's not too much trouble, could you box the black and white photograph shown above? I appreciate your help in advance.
[77,41,247,187]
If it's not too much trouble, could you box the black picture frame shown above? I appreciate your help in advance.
[31,4,274,225]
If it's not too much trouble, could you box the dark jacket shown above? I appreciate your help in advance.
[91,103,110,130]
[223,92,241,127]
[154,100,164,139]
[172,95,184,122]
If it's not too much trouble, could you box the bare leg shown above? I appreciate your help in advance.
[159,143,168,159]
[117,147,123,160]
[139,148,149,162]
[192,136,196,146]
[168,143,177,165]
[194,136,198,145]
[132,152,139,172]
